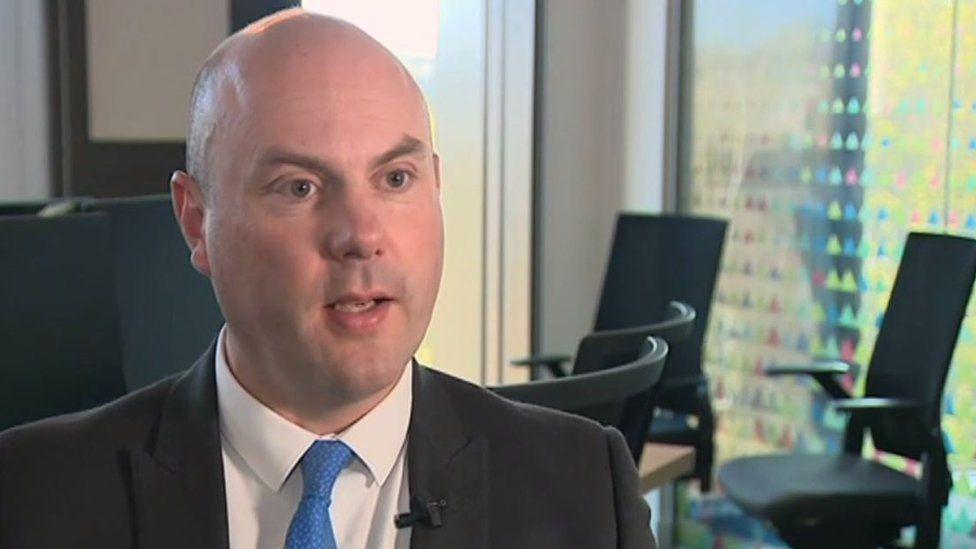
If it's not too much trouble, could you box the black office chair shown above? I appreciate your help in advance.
[569,302,697,463]
[0,214,127,431]
[718,232,976,549]
[513,214,726,486]
[643,317,720,491]
[491,336,669,432]
[80,195,224,390]
[507,303,691,462]
[514,215,725,375]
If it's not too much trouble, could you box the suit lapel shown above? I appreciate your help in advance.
[407,362,489,549]
[127,341,229,549]
[122,350,485,548]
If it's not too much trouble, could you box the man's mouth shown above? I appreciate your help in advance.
[329,298,390,313]
[327,293,394,313]
[324,294,395,333]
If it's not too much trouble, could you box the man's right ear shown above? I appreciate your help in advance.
[170,171,212,277]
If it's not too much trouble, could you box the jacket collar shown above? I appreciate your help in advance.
[127,343,488,549]
[129,338,229,549]
[406,361,489,549]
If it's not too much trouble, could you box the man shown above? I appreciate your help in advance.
[0,9,655,549]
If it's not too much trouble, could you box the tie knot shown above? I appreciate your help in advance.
[300,440,354,500]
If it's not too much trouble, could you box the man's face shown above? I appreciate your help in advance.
[200,46,443,400]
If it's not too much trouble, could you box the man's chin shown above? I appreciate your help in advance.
[314,352,408,391]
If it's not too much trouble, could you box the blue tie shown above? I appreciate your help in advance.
[285,440,354,549]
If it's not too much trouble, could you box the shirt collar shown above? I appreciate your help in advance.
[214,325,413,492]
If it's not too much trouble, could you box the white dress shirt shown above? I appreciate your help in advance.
[214,326,412,549]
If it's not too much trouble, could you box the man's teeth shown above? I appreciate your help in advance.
[333,299,378,313]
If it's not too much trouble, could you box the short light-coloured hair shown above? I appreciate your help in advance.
[185,46,230,199]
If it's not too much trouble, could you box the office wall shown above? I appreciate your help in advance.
[0,0,51,200]
[536,0,669,355]
[87,0,228,140]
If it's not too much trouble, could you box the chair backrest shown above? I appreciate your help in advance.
[0,214,126,430]
[572,302,695,459]
[489,337,668,424]
[594,214,726,381]
[865,232,976,459]
[573,301,695,376]
[81,195,225,390]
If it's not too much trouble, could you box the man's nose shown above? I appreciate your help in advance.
[323,197,385,262]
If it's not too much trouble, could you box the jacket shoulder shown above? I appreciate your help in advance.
[417,366,654,547]
[419,365,611,442]
[0,370,183,456]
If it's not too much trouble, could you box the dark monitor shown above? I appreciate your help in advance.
[86,195,224,390]
[0,213,126,431]
[0,201,47,216]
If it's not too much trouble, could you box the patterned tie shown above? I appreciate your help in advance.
[285,440,355,549]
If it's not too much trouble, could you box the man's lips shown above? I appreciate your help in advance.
[326,292,395,309]
[323,293,394,333]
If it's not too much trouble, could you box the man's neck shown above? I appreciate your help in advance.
[222,330,401,435]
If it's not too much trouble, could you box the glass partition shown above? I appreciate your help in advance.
[679,0,976,544]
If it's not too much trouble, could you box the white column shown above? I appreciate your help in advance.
[0,0,51,200]
[623,0,668,214]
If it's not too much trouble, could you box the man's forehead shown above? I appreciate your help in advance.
[238,84,431,146]
[189,9,435,185]
[223,28,429,135]
[226,12,418,97]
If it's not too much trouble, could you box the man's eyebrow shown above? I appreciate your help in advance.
[256,135,429,178]
[367,135,429,171]
[257,149,341,181]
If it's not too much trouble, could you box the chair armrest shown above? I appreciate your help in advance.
[510,354,572,366]
[833,397,950,501]
[764,360,851,376]
[763,361,853,399]
[831,397,924,419]
[509,354,572,377]
[832,398,927,454]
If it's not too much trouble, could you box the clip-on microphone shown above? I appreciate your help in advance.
[394,494,447,529]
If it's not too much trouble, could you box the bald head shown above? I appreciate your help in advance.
[186,8,431,198]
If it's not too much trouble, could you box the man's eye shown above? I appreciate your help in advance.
[286,179,316,198]
[386,170,411,190]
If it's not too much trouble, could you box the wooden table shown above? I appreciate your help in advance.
[638,442,695,492]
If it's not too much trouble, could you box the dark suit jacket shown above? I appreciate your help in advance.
[0,341,656,548]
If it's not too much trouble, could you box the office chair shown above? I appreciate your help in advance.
[507,303,690,461]
[718,232,976,549]
[513,214,726,486]
[570,302,696,462]
[81,195,224,390]
[0,214,127,431]
[491,336,669,433]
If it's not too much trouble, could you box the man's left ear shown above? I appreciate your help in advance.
[170,170,213,278]
[432,153,442,193]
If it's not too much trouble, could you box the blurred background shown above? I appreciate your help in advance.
[3,0,976,546]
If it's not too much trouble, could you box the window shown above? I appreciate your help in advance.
[679,0,976,544]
